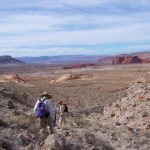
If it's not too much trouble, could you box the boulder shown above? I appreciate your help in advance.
[16,134,31,146]
[3,74,25,83]
[43,134,66,150]
[8,100,15,109]
[51,73,80,83]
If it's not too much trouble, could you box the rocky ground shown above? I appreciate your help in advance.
[0,66,150,150]
[87,72,150,150]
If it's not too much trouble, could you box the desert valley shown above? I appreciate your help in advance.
[0,52,150,150]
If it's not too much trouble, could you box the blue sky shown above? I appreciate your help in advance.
[0,0,150,56]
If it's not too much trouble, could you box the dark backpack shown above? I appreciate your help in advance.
[36,99,49,118]
[63,104,68,112]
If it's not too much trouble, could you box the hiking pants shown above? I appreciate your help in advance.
[39,116,54,135]
[59,113,66,127]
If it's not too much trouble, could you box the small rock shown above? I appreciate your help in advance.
[16,137,23,145]
[146,97,150,101]
[142,111,149,118]
[127,127,133,132]
[0,119,8,127]
[132,104,136,107]
[92,147,100,150]
[110,114,115,118]
[65,131,70,137]
[144,132,150,138]
[146,124,150,130]
[0,87,5,91]
[111,132,116,137]
[72,122,78,127]
[13,110,20,116]
[115,104,120,108]
[10,124,18,129]
[8,100,15,109]
[115,122,121,126]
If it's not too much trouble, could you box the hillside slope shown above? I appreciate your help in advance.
[0,56,24,65]
[88,72,150,149]
[0,71,149,150]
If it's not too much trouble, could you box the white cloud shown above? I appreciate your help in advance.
[0,21,150,47]
[0,0,150,56]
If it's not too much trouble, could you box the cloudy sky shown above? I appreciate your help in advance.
[0,0,150,56]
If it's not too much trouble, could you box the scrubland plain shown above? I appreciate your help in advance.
[0,63,150,150]
[1,64,150,110]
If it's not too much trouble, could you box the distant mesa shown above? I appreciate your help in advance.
[0,55,24,64]
[112,56,142,65]
[111,52,150,65]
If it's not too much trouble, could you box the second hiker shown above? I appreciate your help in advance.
[58,101,68,127]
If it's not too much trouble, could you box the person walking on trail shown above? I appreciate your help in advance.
[58,101,68,127]
[34,93,55,139]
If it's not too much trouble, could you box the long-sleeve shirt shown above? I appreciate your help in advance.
[34,98,55,121]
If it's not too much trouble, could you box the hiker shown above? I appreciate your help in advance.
[34,93,55,138]
[44,92,57,127]
[58,101,68,127]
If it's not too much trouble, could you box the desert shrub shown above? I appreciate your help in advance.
[22,92,29,107]
[0,119,8,127]
[4,114,37,130]
[27,116,40,135]
[0,139,14,150]
[74,117,90,127]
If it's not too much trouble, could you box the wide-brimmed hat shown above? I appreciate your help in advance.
[59,101,63,105]
[40,92,52,99]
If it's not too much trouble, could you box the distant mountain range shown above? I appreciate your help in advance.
[17,52,150,65]
[0,52,149,65]
[17,55,104,64]
[0,55,24,65]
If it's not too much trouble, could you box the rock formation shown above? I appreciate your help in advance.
[0,74,30,83]
[112,55,150,65]
[51,73,92,83]
[112,56,142,64]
